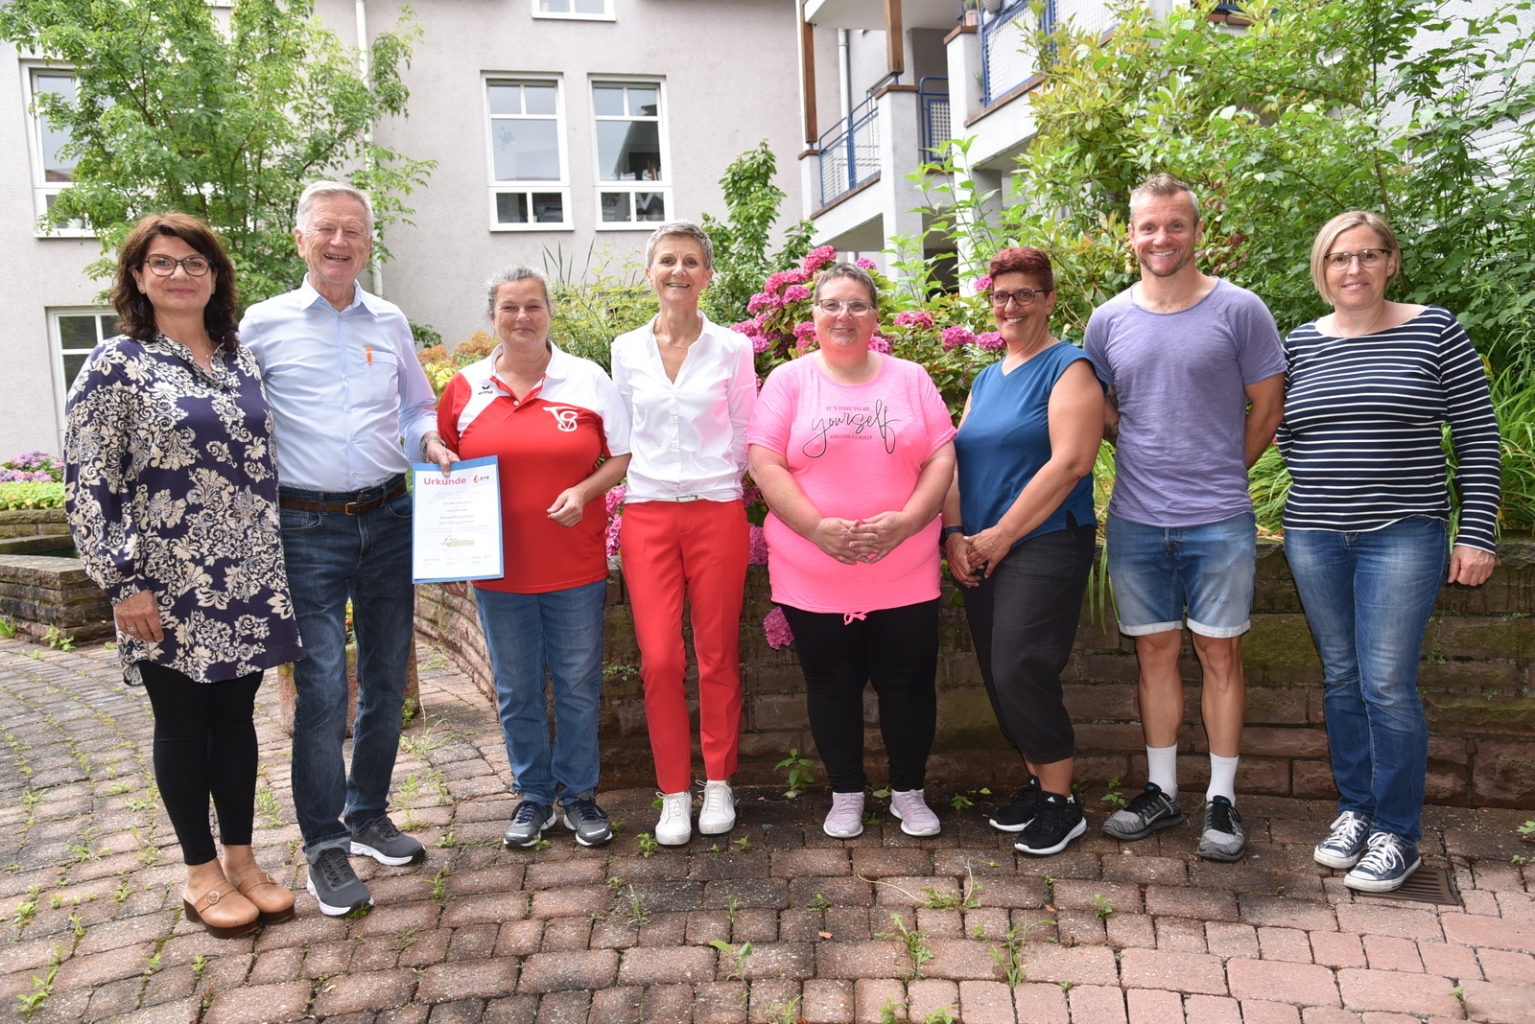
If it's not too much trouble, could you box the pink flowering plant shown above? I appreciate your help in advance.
[0,450,64,484]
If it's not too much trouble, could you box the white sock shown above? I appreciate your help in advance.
[1207,753,1240,804]
[1146,744,1179,798]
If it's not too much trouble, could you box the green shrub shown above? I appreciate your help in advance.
[0,483,66,511]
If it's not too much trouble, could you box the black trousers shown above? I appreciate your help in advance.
[780,598,939,793]
[964,520,1096,766]
[138,662,263,866]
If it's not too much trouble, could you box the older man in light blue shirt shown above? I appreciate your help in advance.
[241,181,454,917]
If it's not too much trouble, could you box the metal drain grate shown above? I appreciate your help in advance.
[1355,866,1460,906]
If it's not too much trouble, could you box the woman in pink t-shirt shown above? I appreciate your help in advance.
[747,262,956,839]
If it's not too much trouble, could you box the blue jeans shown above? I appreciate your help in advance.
[475,581,607,806]
[280,477,416,858]
[1285,517,1448,843]
[1106,512,1257,638]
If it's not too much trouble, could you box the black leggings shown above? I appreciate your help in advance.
[964,520,1096,766]
[780,599,939,793]
[138,662,263,866]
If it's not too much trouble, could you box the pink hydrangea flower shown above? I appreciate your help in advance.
[976,331,1006,350]
[783,284,811,303]
[730,319,762,338]
[869,334,892,354]
[747,291,782,314]
[751,334,771,354]
[742,481,764,507]
[942,326,976,351]
[764,606,794,649]
[856,257,877,269]
[605,483,626,515]
[764,271,792,294]
[748,525,768,566]
[803,244,838,273]
[793,321,818,341]
[605,513,623,557]
[973,275,993,293]
[894,310,935,329]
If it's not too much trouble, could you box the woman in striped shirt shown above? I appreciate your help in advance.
[1277,211,1500,893]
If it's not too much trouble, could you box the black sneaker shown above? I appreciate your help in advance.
[1102,783,1184,841]
[504,800,556,848]
[1014,792,1086,856]
[1196,795,1247,862]
[988,775,1042,833]
[351,815,427,866]
[306,846,373,917]
[561,794,613,847]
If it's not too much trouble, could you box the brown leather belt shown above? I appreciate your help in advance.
[279,483,407,516]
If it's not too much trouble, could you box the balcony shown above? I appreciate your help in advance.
[817,94,881,208]
[980,0,1117,105]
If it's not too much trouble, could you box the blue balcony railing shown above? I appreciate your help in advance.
[817,94,880,208]
[918,76,951,164]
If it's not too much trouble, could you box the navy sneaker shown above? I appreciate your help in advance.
[1314,811,1372,870]
[1102,783,1184,841]
[988,775,1042,833]
[1345,832,1421,892]
[504,800,556,848]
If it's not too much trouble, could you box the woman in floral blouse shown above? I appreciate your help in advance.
[65,213,304,938]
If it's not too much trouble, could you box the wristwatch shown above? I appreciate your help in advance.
[940,525,964,545]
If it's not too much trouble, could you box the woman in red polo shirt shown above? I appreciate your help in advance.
[436,265,630,850]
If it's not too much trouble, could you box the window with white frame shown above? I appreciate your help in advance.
[591,81,669,228]
[25,68,88,234]
[485,78,571,230]
[532,0,613,20]
[50,309,114,432]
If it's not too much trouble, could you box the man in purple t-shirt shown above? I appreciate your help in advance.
[1083,174,1285,862]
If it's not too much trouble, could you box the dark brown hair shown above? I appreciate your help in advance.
[111,213,240,349]
[989,246,1056,294]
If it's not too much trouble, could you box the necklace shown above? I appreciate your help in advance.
[1335,306,1388,338]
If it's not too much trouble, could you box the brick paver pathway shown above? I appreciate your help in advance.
[1,637,1532,1024]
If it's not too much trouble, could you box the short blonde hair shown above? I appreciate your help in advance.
[1309,211,1399,304]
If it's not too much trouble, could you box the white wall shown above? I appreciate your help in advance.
[0,46,104,457]
[0,0,806,456]
[328,0,807,349]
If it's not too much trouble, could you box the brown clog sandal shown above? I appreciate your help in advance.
[182,887,258,938]
[236,872,296,924]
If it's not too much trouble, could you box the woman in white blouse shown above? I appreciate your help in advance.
[611,221,757,846]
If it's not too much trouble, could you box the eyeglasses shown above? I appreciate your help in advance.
[991,288,1051,308]
[815,299,876,316]
[144,254,212,277]
[1323,248,1391,269]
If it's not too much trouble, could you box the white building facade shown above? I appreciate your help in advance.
[0,0,806,456]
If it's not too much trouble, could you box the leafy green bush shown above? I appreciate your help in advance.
[0,483,66,511]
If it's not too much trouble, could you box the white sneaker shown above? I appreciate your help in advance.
[655,790,692,846]
[823,791,865,839]
[699,780,736,835]
[889,789,941,837]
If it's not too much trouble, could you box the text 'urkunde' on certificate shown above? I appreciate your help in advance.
[411,456,504,584]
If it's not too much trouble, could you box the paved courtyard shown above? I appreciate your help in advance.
[0,637,1532,1024]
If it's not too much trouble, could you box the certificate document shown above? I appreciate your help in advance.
[411,456,505,583]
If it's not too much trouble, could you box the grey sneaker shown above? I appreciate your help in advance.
[351,816,426,866]
[1103,783,1184,841]
[560,794,613,847]
[1345,832,1421,892]
[504,800,556,848]
[1197,795,1247,862]
[306,846,373,917]
[1314,811,1372,870]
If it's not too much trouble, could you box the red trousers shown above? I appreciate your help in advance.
[620,499,749,793]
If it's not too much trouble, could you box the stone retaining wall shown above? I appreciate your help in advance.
[0,507,68,538]
[417,538,1535,807]
[0,554,113,642]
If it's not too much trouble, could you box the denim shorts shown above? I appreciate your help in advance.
[1105,511,1257,638]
